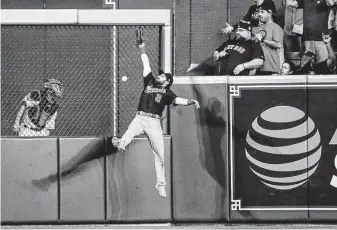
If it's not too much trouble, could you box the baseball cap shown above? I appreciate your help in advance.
[237,20,252,32]
[257,1,276,14]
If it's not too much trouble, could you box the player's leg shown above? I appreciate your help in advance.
[112,115,144,151]
[144,117,167,197]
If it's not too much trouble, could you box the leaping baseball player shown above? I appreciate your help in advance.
[111,29,200,198]
[13,79,63,136]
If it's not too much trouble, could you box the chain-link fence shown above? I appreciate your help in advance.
[1,25,161,137]
[173,0,229,76]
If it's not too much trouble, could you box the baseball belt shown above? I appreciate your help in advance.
[136,111,160,119]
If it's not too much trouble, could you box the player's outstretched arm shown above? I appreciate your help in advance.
[13,104,25,133]
[174,97,200,109]
[139,43,152,77]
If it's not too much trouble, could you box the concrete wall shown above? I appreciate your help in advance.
[1,138,58,222]
[170,82,229,221]
[106,137,171,222]
[59,138,105,222]
[1,137,172,223]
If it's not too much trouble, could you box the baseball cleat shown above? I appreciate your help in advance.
[155,184,167,198]
[111,137,125,151]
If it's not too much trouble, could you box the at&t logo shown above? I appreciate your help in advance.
[245,105,337,190]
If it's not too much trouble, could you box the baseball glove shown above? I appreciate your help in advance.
[255,30,267,43]
[135,28,144,46]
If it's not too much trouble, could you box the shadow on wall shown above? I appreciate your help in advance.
[105,137,127,220]
[60,140,108,179]
[191,83,253,219]
[55,138,128,220]
[32,138,124,216]
[191,84,227,218]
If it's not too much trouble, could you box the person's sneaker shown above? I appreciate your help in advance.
[111,137,125,152]
[32,179,50,192]
[155,184,167,198]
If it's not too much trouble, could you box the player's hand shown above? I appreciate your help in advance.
[191,99,200,109]
[219,50,228,57]
[233,64,245,75]
[222,22,234,34]
[322,33,331,44]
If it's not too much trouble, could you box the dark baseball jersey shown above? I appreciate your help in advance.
[216,39,265,75]
[22,90,59,129]
[137,72,177,116]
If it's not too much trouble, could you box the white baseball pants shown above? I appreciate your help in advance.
[120,114,166,186]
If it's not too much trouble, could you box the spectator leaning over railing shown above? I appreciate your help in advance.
[254,3,284,75]
[295,33,336,74]
[214,20,265,76]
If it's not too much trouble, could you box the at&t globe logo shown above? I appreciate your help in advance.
[245,106,322,190]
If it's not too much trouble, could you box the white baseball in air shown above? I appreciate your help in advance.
[245,106,322,190]
[122,76,128,82]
